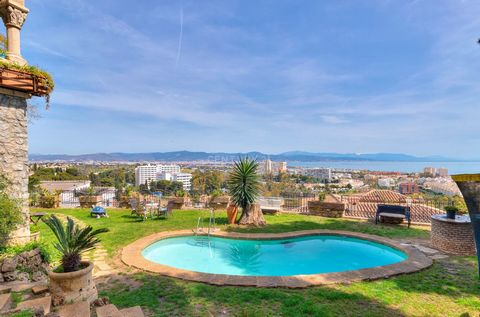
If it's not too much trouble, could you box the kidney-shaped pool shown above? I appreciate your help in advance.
[141,235,407,276]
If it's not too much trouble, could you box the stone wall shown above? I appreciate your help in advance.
[0,93,30,244]
[308,201,345,218]
[0,248,48,283]
[431,217,476,255]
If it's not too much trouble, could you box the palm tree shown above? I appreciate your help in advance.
[43,215,108,272]
[227,157,265,225]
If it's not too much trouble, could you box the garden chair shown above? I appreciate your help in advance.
[134,203,148,221]
[129,198,138,215]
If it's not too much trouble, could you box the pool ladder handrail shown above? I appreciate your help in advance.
[194,208,216,237]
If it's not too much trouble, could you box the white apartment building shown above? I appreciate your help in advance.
[259,159,288,175]
[424,180,461,196]
[423,167,449,177]
[377,178,395,188]
[135,164,181,186]
[172,173,192,191]
[304,168,332,182]
[135,165,157,186]
[135,164,191,191]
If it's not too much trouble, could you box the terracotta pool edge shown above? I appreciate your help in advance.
[121,229,433,288]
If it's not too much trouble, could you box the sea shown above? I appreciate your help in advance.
[289,161,480,175]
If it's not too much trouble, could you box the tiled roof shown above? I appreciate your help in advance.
[40,180,90,192]
[358,190,407,203]
[345,202,444,223]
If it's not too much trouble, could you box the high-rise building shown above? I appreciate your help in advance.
[277,161,287,173]
[423,167,436,177]
[135,164,158,186]
[264,159,273,174]
[436,168,449,177]
[135,164,182,186]
[172,173,192,191]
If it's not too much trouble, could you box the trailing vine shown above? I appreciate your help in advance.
[0,34,54,108]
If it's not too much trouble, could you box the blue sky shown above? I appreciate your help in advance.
[24,0,480,158]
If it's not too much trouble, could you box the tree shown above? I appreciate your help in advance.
[227,157,265,226]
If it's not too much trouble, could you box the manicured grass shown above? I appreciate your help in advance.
[32,208,429,257]
[100,256,480,317]
[32,208,479,316]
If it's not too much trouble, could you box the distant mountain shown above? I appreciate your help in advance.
[29,151,459,162]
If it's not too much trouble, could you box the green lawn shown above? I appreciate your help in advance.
[32,208,480,317]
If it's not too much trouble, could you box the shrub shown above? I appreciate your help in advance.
[444,205,459,213]
[0,176,22,245]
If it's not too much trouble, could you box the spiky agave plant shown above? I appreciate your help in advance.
[43,215,108,272]
[227,157,261,221]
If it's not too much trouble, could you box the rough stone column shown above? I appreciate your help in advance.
[0,93,30,244]
[0,0,29,65]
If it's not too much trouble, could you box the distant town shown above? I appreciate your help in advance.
[30,157,462,214]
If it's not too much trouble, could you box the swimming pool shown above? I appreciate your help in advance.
[141,235,407,276]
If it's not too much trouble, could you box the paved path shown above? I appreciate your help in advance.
[55,214,115,278]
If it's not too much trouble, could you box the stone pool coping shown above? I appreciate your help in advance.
[121,229,432,288]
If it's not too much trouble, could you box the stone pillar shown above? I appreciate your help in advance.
[0,0,29,65]
[0,92,30,244]
[451,174,480,278]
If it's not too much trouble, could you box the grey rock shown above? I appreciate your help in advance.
[16,271,30,282]
[32,271,47,282]
[3,271,17,281]
[1,257,17,273]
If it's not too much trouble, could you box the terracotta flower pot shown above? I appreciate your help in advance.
[48,261,97,306]
[226,204,238,224]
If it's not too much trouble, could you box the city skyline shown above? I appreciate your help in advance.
[24,0,480,158]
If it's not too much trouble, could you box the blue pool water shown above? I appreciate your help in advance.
[141,235,407,276]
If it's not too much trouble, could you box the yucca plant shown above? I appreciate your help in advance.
[43,215,108,272]
[227,157,262,224]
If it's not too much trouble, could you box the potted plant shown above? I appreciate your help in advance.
[78,187,102,208]
[227,157,266,226]
[445,205,459,219]
[43,215,108,305]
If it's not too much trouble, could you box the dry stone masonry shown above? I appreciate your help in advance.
[0,94,30,244]
[0,248,48,283]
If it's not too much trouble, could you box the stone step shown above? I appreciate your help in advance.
[96,304,122,317]
[31,284,49,295]
[58,300,91,317]
[0,293,12,312]
[119,306,144,317]
[95,261,112,271]
[16,295,51,315]
[0,286,12,295]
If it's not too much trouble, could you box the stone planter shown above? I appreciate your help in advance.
[168,197,185,210]
[79,196,102,208]
[308,201,345,218]
[48,261,97,306]
[451,174,480,276]
[431,214,475,255]
[209,196,230,210]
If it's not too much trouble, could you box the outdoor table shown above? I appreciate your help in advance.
[145,203,159,219]
[30,212,46,225]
